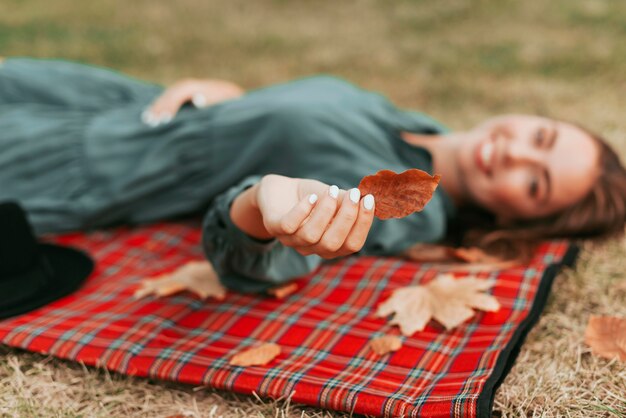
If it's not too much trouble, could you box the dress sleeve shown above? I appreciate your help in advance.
[201,175,323,294]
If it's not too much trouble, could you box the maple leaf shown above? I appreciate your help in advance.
[584,315,626,362]
[369,335,402,356]
[133,260,226,300]
[229,342,281,366]
[375,274,500,336]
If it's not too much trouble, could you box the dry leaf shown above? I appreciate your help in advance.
[134,260,226,300]
[376,274,500,336]
[401,244,520,274]
[358,169,441,219]
[229,342,281,366]
[584,315,626,362]
[369,335,402,356]
[267,282,298,299]
[400,244,459,263]
[612,281,626,292]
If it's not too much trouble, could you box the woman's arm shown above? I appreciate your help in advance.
[230,174,376,260]
[229,182,274,240]
[200,174,375,294]
[142,78,244,126]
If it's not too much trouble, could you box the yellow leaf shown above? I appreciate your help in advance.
[229,342,281,366]
[369,335,402,356]
[584,315,626,362]
[133,260,226,300]
[375,274,500,336]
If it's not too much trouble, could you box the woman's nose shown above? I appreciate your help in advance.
[504,141,542,166]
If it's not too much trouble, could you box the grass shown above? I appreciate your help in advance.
[1,0,626,416]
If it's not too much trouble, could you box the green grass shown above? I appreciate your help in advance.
[1,0,625,417]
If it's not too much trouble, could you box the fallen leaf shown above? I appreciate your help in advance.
[400,244,459,263]
[369,335,402,356]
[358,169,441,220]
[401,244,520,273]
[229,342,281,366]
[584,315,626,362]
[267,282,298,299]
[375,274,500,336]
[612,281,626,292]
[133,260,226,300]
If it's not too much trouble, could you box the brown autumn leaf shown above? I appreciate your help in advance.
[358,169,441,220]
[612,281,626,292]
[369,335,402,356]
[584,315,626,362]
[449,247,492,263]
[400,244,459,263]
[133,260,226,300]
[229,342,281,366]
[267,282,298,299]
[375,274,500,336]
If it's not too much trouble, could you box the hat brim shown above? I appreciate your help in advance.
[0,243,94,320]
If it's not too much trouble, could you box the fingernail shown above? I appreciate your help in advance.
[141,110,152,124]
[349,188,360,204]
[308,194,318,204]
[329,185,339,199]
[147,116,159,128]
[143,111,159,127]
[160,113,173,124]
[192,93,207,108]
[364,194,374,210]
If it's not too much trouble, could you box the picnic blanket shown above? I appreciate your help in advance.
[0,218,578,417]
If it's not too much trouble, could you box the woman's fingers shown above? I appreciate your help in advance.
[338,193,375,256]
[143,87,191,127]
[286,185,341,247]
[315,188,361,252]
[297,191,375,259]
[142,80,244,127]
[265,191,319,237]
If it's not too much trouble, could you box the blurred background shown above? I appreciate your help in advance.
[1,1,625,416]
[2,0,624,135]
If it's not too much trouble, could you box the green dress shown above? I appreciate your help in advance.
[0,58,456,293]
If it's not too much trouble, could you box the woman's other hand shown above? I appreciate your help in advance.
[251,174,376,259]
[142,78,244,126]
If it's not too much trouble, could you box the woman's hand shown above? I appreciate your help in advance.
[142,78,244,126]
[252,174,376,259]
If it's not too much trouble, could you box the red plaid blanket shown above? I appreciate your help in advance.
[0,219,577,417]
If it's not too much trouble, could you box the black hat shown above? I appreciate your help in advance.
[0,201,94,320]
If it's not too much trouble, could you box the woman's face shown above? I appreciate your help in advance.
[456,114,600,221]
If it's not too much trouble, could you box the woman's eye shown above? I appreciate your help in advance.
[529,177,539,198]
[534,129,545,146]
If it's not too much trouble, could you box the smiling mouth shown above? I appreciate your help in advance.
[475,137,495,177]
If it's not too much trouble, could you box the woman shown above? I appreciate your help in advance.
[1,58,625,293]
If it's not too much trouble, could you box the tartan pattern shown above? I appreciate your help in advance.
[0,218,572,417]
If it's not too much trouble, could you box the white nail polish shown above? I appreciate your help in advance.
[160,113,173,124]
[192,93,207,108]
[364,194,374,210]
[309,194,318,204]
[141,110,152,124]
[147,117,159,128]
[329,185,339,199]
[349,188,360,204]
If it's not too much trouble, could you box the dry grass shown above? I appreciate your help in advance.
[1,0,626,416]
